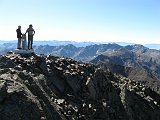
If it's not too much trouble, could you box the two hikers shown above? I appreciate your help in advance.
[16,24,35,50]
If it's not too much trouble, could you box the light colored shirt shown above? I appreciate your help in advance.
[26,28,35,36]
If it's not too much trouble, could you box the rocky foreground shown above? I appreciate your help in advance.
[0,52,160,120]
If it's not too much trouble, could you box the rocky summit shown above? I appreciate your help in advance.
[0,52,160,120]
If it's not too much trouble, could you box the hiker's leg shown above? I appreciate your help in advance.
[17,38,21,49]
[22,39,25,50]
[30,36,33,49]
[28,39,30,50]
[24,38,27,50]
[28,35,33,49]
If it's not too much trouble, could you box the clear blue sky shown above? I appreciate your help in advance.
[0,0,159,44]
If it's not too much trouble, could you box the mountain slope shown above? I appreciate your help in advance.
[91,44,160,95]
[34,43,122,62]
[91,44,160,82]
[0,53,160,120]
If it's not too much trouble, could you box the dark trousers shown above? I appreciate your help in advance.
[28,35,33,49]
[17,38,22,49]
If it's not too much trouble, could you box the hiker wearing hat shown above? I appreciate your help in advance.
[25,24,35,50]
[16,25,22,49]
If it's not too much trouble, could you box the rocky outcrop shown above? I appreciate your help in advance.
[0,52,160,120]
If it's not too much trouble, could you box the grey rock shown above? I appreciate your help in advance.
[0,52,160,120]
[0,80,7,102]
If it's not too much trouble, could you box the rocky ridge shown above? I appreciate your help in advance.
[90,45,160,95]
[0,52,160,120]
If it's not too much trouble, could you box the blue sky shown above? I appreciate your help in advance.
[0,0,159,44]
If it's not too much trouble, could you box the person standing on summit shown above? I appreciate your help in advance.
[25,24,35,50]
[16,25,22,49]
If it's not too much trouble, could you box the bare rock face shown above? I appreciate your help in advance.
[0,53,160,120]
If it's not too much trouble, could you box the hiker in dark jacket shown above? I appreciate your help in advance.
[16,25,22,49]
[25,24,35,50]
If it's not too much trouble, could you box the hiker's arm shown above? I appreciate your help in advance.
[33,29,35,34]
[25,29,28,34]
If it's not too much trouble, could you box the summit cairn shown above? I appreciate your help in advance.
[14,48,34,54]
[15,33,34,54]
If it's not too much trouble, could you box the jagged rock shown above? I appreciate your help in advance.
[64,72,81,96]
[39,61,48,74]
[86,77,97,100]
[0,52,160,120]
[14,49,34,55]
[0,80,7,102]
[0,56,17,68]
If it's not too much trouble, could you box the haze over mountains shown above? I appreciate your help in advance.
[0,40,160,54]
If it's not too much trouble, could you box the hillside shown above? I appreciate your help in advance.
[91,44,160,81]
[0,52,160,120]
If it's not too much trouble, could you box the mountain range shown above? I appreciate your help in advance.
[0,40,160,54]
